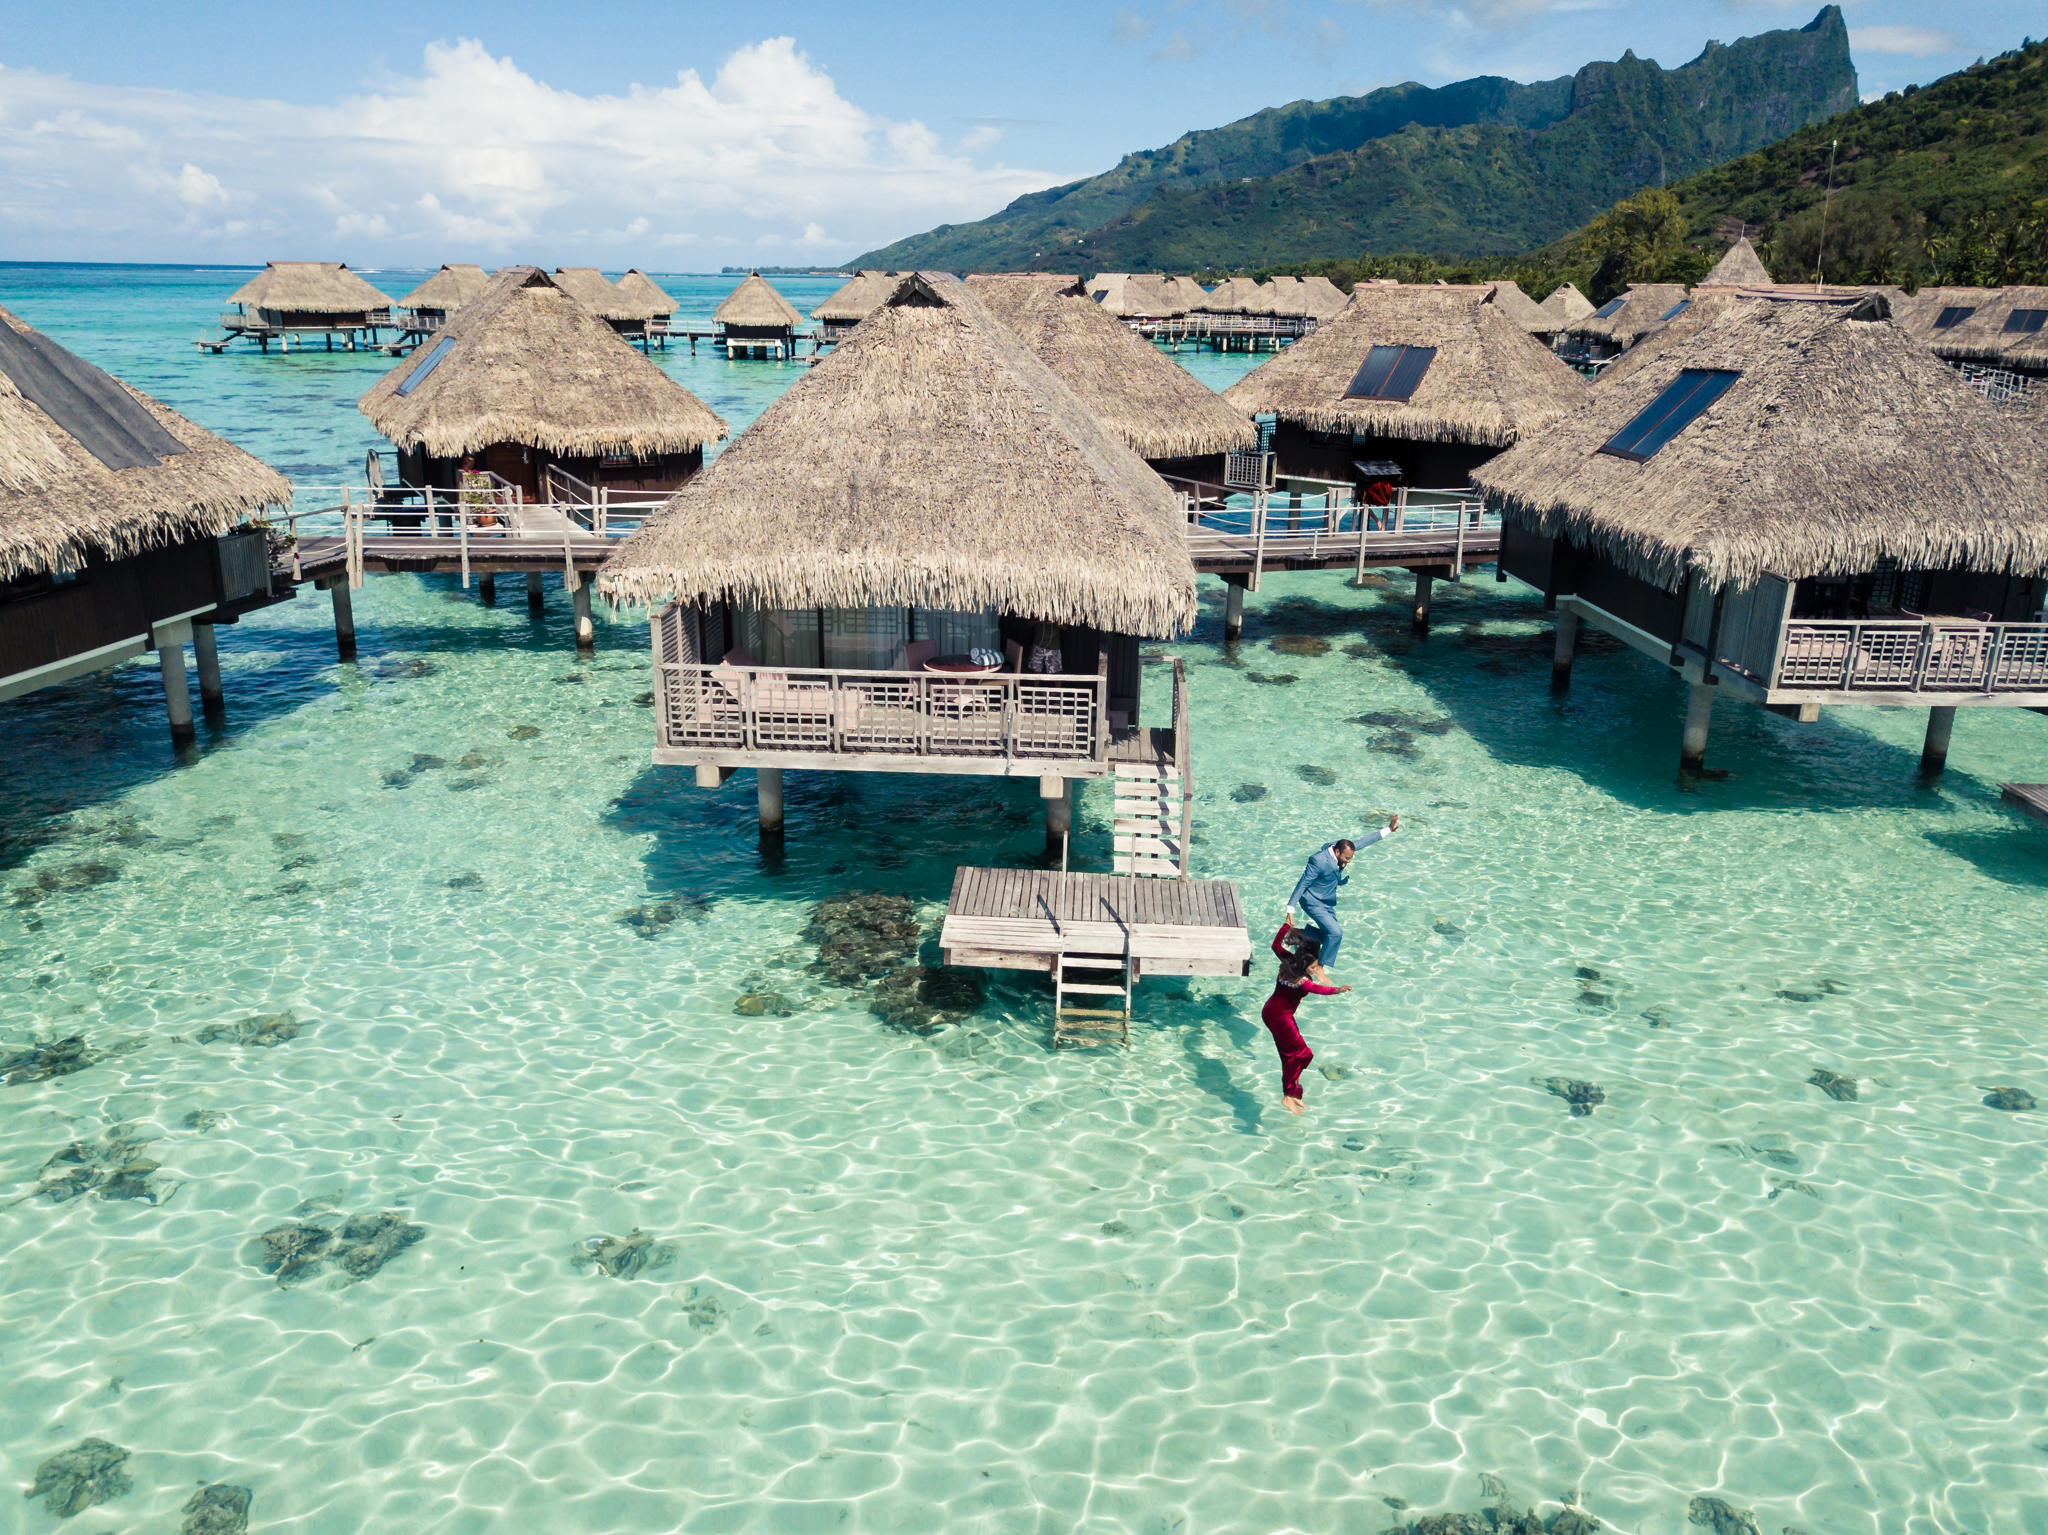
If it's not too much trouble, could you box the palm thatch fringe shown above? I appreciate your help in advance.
[1223,284,1589,448]
[811,271,900,322]
[225,262,391,314]
[0,305,289,581]
[401,264,490,312]
[1538,283,1595,325]
[966,273,1256,460]
[1472,295,2048,589]
[714,273,803,328]
[1702,236,1772,287]
[616,270,678,318]
[359,268,726,458]
[598,273,1197,636]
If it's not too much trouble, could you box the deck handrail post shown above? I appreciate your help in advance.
[1395,485,1408,534]
[1454,506,1466,579]
[1097,649,1110,761]
[1251,492,1267,591]
[459,506,470,589]
[1984,625,2003,693]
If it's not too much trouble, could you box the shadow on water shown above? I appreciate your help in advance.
[1231,575,2003,817]
[1924,821,2048,889]
[1163,994,1266,1136]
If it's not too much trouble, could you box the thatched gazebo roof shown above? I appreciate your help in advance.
[616,270,678,318]
[552,268,648,322]
[1701,237,1772,287]
[0,304,288,582]
[1471,295,2048,590]
[1568,283,1691,346]
[1166,276,1213,313]
[359,268,726,459]
[400,264,490,312]
[811,270,898,323]
[1223,284,1590,449]
[1297,276,1350,320]
[1263,276,1312,318]
[714,273,803,328]
[1487,280,1554,334]
[1197,277,1265,315]
[598,273,1197,635]
[1538,283,1595,326]
[225,262,391,314]
[966,273,1257,461]
[1089,274,1181,318]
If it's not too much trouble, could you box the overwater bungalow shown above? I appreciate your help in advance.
[1223,284,1590,491]
[1486,280,1558,340]
[1296,275,1350,321]
[714,272,805,358]
[1700,235,1773,287]
[1475,293,2048,778]
[810,270,899,340]
[1559,283,1691,369]
[1089,274,1182,320]
[1893,286,2048,402]
[1196,277,1266,315]
[1588,289,1749,388]
[398,264,490,334]
[552,268,654,339]
[597,272,1198,844]
[1537,283,1595,332]
[615,270,677,338]
[965,273,1257,482]
[211,262,393,352]
[359,267,727,505]
[1,303,288,741]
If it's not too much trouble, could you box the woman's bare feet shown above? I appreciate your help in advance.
[1283,1097,1306,1114]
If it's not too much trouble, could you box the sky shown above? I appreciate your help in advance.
[0,0,2041,267]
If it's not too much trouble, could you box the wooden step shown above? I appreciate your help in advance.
[1113,855,1182,878]
[1113,799,1177,818]
[1058,981,1127,997]
[1111,763,1182,781]
[1113,817,1172,834]
[1055,1007,1130,1021]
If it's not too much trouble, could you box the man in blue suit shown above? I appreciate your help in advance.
[1287,815,1399,970]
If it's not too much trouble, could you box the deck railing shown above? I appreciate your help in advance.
[656,660,1109,765]
[1772,620,2048,694]
[1164,476,1497,579]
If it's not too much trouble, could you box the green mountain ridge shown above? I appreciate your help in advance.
[855,7,1856,272]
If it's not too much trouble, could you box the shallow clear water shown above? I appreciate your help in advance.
[2,268,2047,1535]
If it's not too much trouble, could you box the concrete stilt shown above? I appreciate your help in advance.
[1920,705,1958,779]
[479,573,497,605]
[1679,682,1715,775]
[1224,581,1245,642]
[1551,609,1580,693]
[1043,777,1072,852]
[757,767,784,832]
[527,572,545,612]
[1412,570,1435,631]
[327,580,356,661]
[192,622,225,716]
[157,627,196,747]
[572,583,595,651]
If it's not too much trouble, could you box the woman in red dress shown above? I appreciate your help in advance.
[1263,917,1350,1113]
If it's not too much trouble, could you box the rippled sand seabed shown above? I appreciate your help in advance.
[0,269,2045,1535]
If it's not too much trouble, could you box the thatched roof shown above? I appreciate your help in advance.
[225,262,391,315]
[1702,237,1772,287]
[1487,280,1553,334]
[0,304,288,582]
[1197,277,1266,315]
[1297,275,1350,320]
[1538,283,1595,325]
[1263,276,1312,318]
[599,273,1197,635]
[359,268,727,459]
[1568,283,1691,346]
[1089,274,1182,318]
[616,270,678,318]
[400,264,490,313]
[551,268,649,322]
[1896,285,2048,367]
[811,270,898,322]
[1167,276,1212,313]
[1471,295,2048,590]
[1223,284,1590,449]
[966,273,1257,461]
[714,273,803,329]
[1590,289,1752,388]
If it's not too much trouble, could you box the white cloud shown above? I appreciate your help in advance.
[1850,25,1957,58]
[0,38,1058,263]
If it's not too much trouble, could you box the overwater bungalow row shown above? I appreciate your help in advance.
[1891,285,2048,403]
[810,271,903,342]
[551,268,662,342]
[1537,282,1595,332]
[713,273,805,359]
[1222,283,1588,630]
[1,304,289,740]
[1476,292,2048,778]
[397,264,491,336]
[598,272,1201,858]
[615,270,679,341]
[1556,283,1692,372]
[202,262,397,354]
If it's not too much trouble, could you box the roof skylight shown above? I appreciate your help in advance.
[1598,369,1739,463]
[1342,345,1437,402]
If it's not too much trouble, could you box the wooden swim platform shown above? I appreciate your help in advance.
[941,867,1250,1046]
[2001,784,2048,824]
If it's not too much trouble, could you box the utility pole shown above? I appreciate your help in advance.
[1816,138,1839,289]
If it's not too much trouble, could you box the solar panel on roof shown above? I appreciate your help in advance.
[2003,308,2048,334]
[1660,300,1691,322]
[0,318,189,472]
[1598,369,1739,463]
[1342,344,1436,401]
[395,336,455,397]
[1934,306,1975,329]
[1590,297,1627,320]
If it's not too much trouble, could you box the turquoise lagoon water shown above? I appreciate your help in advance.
[2,267,2047,1534]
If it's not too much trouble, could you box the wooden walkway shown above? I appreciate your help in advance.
[2001,783,2048,824]
[939,868,1250,981]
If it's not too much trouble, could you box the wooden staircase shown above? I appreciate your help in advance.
[1053,948,1132,1048]
[1111,760,1185,878]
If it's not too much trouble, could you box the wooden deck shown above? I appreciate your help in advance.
[940,867,1251,980]
[2001,784,2048,824]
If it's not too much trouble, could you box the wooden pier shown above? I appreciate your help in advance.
[2001,784,2048,824]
